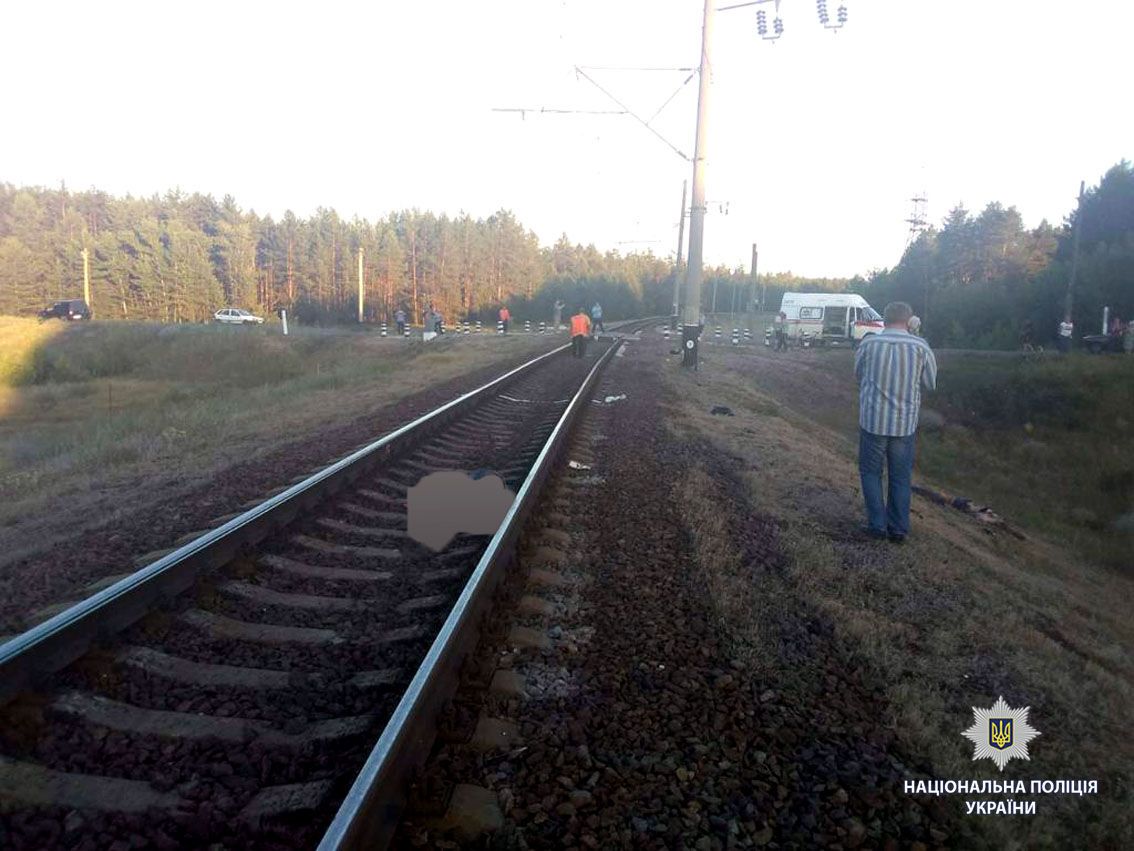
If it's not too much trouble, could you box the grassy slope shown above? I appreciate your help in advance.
[0,317,553,537]
[919,353,1134,568]
[728,344,1134,571]
[664,345,1132,848]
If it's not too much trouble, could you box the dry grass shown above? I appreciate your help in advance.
[0,318,556,559]
[662,349,1133,849]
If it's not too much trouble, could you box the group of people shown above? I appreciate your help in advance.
[1029,315,1134,353]
[388,301,604,350]
[391,305,446,337]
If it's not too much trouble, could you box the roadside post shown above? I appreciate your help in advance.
[280,309,289,336]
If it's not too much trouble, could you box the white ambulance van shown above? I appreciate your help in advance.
[776,293,884,346]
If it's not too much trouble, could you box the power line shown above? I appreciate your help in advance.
[491,107,627,118]
[576,65,696,73]
[646,72,698,125]
[573,66,691,161]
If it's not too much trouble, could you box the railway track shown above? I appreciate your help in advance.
[0,323,651,850]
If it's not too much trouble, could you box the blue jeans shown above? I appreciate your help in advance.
[858,429,916,538]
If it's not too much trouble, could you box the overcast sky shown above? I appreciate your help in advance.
[2,0,1131,276]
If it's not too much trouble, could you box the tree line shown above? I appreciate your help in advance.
[12,161,1119,347]
[0,182,851,328]
[857,161,1134,348]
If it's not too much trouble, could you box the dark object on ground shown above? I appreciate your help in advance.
[38,299,90,321]
[912,486,1027,540]
[910,485,949,506]
[888,533,906,544]
[710,405,734,416]
[1082,333,1125,354]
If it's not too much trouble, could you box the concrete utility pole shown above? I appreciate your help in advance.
[81,247,91,308]
[357,248,365,323]
[681,0,715,368]
[1064,180,1086,323]
[750,243,758,313]
[671,179,687,330]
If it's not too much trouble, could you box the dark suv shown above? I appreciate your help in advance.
[38,299,91,321]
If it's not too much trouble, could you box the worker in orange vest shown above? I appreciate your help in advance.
[570,308,592,358]
[498,305,511,333]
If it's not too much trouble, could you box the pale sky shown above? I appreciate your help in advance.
[2,0,1131,277]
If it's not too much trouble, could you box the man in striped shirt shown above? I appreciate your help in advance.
[854,301,938,542]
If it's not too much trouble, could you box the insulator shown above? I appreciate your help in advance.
[756,9,767,35]
[838,5,848,24]
[773,17,784,35]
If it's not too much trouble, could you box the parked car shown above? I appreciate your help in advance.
[214,308,264,325]
[1082,333,1125,354]
[38,299,91,321]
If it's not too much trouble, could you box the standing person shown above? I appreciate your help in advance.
[553,299,565,330]
[499,305,511,333]
[908,314,922,336]
[854,301,938,543]
[570,307,591,358]
[591,301,605,334]
[773,311,788,351]
[395,307,407,337]
[1058,316,1074,353]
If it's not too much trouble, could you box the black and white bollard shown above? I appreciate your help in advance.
[380,322,388,337]
[524,320,531,333]
[539,321,546,334]
[463,321,470,334]
[731,328,739,346]
[764,329,772,347]
[476,320,483,333]
[664,326,670,340]
[497,321,504,334]
[744,327,752,343]
[404,324,410,338]
[714,325,722,341]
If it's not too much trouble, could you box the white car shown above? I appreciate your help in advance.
[214,308,265,325]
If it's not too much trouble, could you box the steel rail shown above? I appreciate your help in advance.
[317,337,626,850]
[0,342,576,705]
